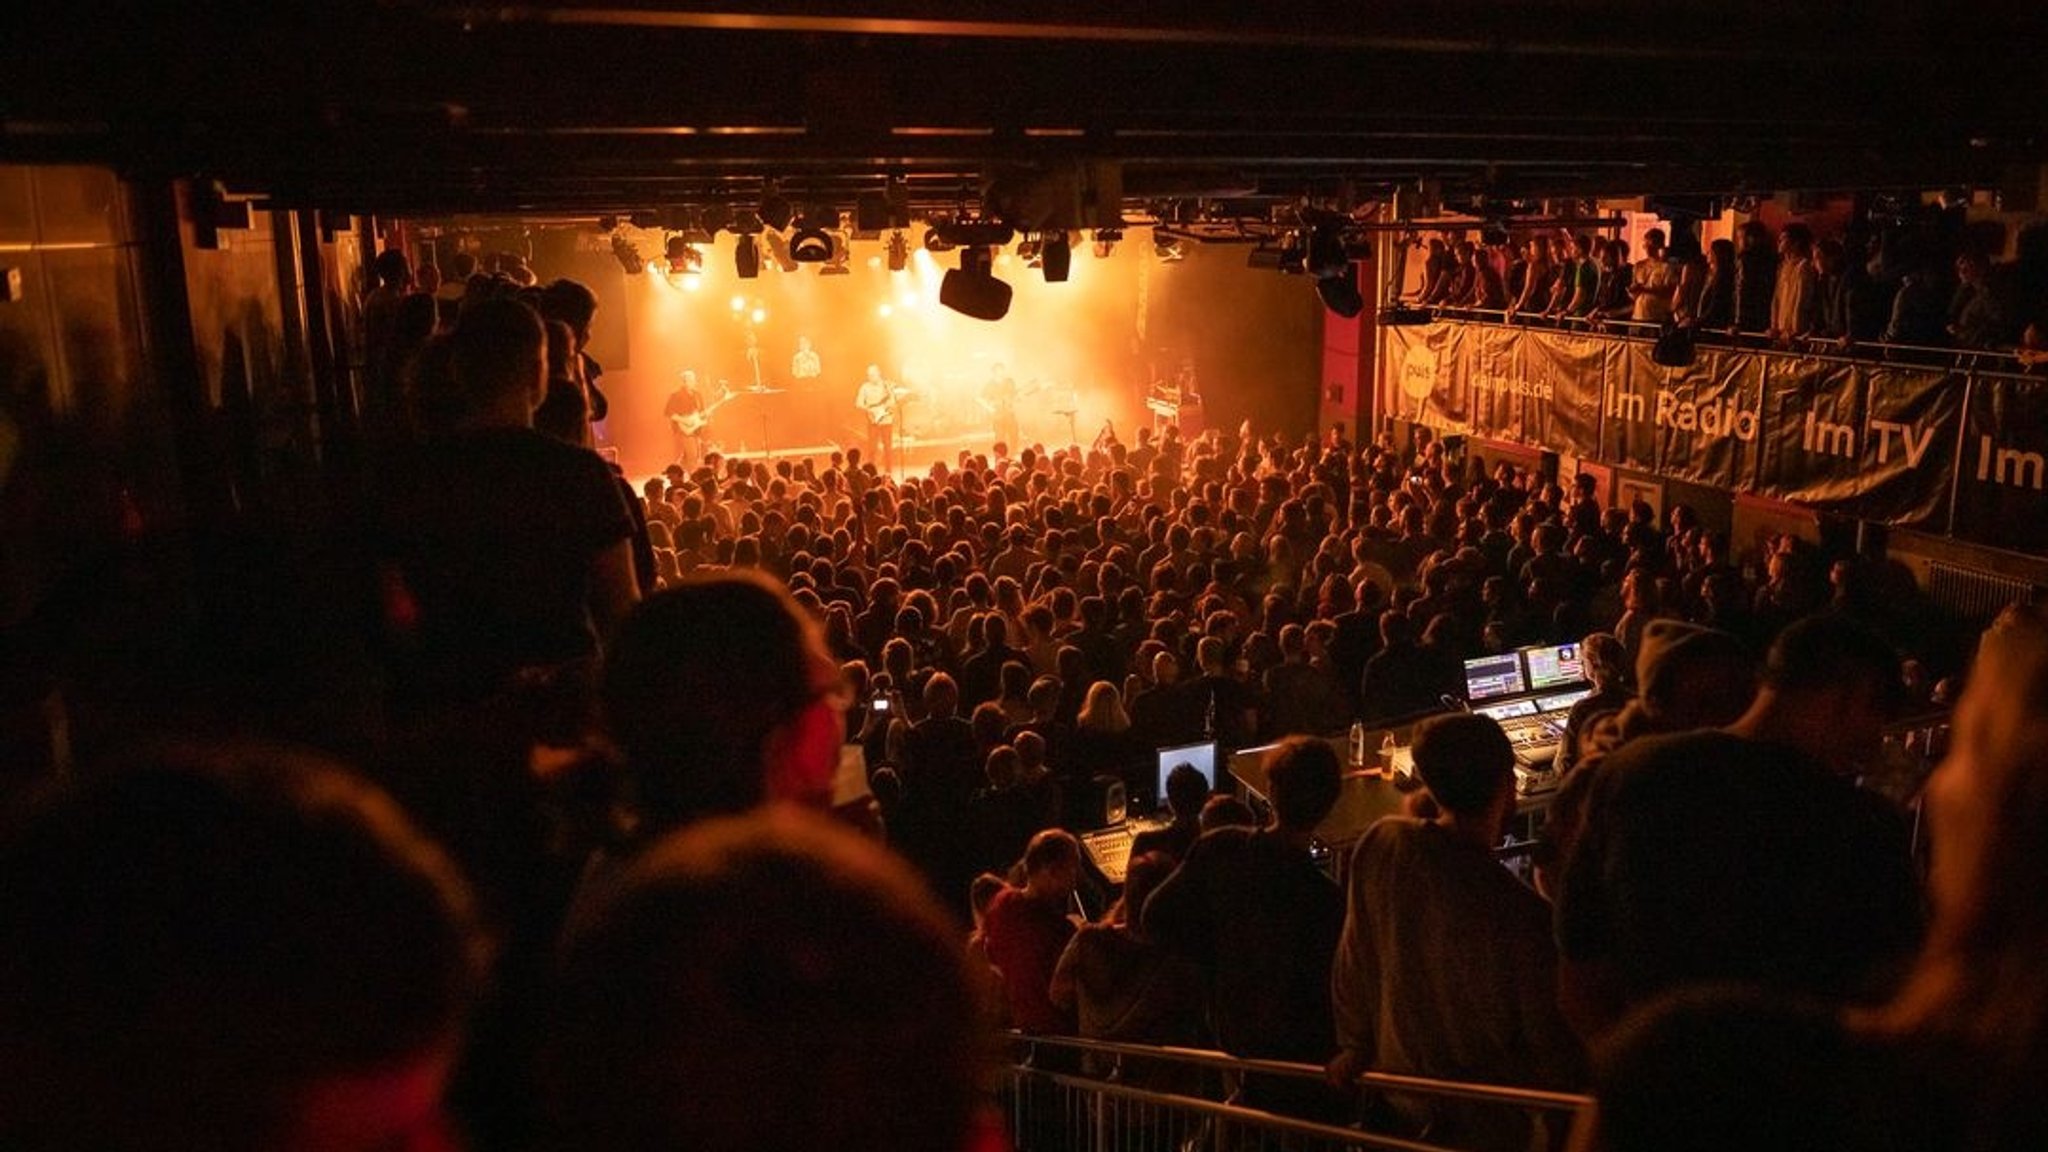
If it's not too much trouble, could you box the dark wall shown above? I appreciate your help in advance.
[0,165,166,632]
[1145,239,1326,438]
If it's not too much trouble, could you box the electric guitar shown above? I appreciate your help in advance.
[977,377,1048,415]
[861,383,908,423]
[671,392,734,436]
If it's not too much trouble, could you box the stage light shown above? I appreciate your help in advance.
[665,234,702,275]
[878,303,893,318]
[939,245,1012,321]
[1041,231,1071,282]
[735,233,760,279]
[867,255,882,270]
[1306,226,1348,279]
[1277,230,1306,275]
[791,226,833,263]
[1304,219,1361,316]
[751,307,767,323]
[886,229,910,271]
[818,233,853,275]
[762,230,800,273]
[1315,272,1364,318]
[790,207,838,263]
[680,275,702,293]
[610,232,645,275]
[730,295,746,311]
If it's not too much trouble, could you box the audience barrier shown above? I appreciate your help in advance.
[1003,1033,1591,1152]
[1382,313,2048,554]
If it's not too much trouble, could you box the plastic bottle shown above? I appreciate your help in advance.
[1379,731,1399,779]
[1348,721,1366,769]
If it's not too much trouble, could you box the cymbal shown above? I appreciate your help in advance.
[745,386,787,394]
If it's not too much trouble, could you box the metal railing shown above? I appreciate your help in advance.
[1003,1033,1591,1152]
[1412,303,2030,374]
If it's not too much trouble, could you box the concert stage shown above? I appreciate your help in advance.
[631,428,1087,486]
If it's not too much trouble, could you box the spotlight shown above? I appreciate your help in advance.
[885,230,910,271]
[1041,230,1071,282]
[939,245,1012,321]
[1306,226,1349,279]
[1277,230,1306,275]
[1304,220,1360,316]
[790,217,835,263]
[1315,272,1365,318]
[819,233,852,275]
[665,234,702,275]
[735,233,760,279]
[610,231,645,275]
[762,230,800,273]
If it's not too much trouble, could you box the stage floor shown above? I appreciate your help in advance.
[622,429,1085,488]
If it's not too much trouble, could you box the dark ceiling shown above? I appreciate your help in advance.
[5,1,2047,221]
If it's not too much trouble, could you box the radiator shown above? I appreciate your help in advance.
[1925,561,2039,625]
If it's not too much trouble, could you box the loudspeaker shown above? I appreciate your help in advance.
[1086,776,1127,829]
[939,267,1013,320]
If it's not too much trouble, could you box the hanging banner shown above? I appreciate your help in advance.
[1605,341,1760,488]
[1952,373,2048,552]
[1517,329,1609,459]
[1462,324,1526,441]
[1383,322,1472,433]
[1599,341,1662,473]
[1752,356,1864,503]
[1373,322,2002,545]
[1849,366,1965,530]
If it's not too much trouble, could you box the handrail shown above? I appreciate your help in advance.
[1414,303,2030,372]
[1018,1066,1459,1152]
[1007,1033,1592,1113]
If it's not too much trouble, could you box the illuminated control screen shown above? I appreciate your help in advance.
[1462,653,1528,702]
[1523,643,1588,691]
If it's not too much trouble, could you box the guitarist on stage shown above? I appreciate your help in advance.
[666,369,713,467]
[855,363,898,473]
[980,361,1021,450]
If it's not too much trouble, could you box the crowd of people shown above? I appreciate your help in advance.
[2,269,2046,1152]
[1407,213,2048,361]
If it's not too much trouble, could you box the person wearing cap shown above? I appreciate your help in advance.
[1580,618,1754,761]
[1552,616,1923,1042]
